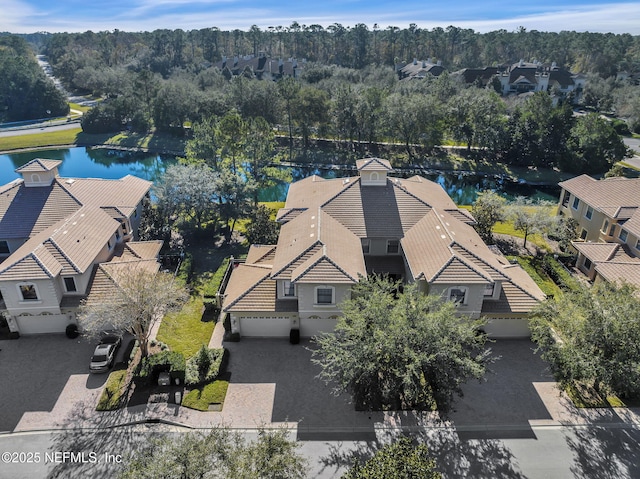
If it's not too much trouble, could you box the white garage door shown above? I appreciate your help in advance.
[300,317,338,338]
[239,316,290,337]
[483,317,531,338]
[16,314,71,335]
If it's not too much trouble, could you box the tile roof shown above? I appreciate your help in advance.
[573,242,621,262]
[595,263,640,289]
[559,175,640,215]
[356,158,393,171]
[0,181,82,239]
[227,162,544,314]
[83,259,161,306]
[15,159,62,172]
[61,175,151,211]
[622,209,640,238]
[0,206,120,280]
[245,245,276,265]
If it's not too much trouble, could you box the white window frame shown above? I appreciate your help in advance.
[31,173,40,183]
[386,239,400,254]
[583,257,593,270]
[619,229,628,243]
[18,283,39,302]
[315,285,335,305]
[602,219,609,234]
[448,286,467,305]
[585,206,593,220]
[580,229,588,240]
[282,280,296,298]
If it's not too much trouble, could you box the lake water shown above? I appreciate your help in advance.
[0,147,560,204]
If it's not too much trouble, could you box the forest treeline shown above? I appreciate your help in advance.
[3,26,638,174]
[0,36,68,122]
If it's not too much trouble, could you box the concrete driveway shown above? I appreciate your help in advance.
[0,335,107,432]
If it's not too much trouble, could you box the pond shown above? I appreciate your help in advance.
[0,147,560,205]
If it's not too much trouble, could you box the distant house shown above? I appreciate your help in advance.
[215,52,303,80]
[455,60,585,101]
[396,59,445,80]
[0,159,163,335]
[222,159,545,339]
[557,174,640,289]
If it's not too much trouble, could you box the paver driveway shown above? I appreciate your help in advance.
[0,335,104,432]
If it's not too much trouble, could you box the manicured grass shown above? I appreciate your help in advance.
[69,102,91,113]
[0,127,82,151]
[182,379,229,411]
[156,296,215,360]
[0,128,187,154]
[508,256,563,297]
[96,368,129,411]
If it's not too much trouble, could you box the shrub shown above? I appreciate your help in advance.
[542,255,580,292]
[200,258,229,298]
[176,252,194,285]
[138,350,186,384]
[185,346,226,386]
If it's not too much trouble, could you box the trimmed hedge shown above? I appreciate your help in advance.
[138,350,186,384]
[176,252,194,285]
[185,346,227,386]
[200,257,230,297]
[542,255,580,292]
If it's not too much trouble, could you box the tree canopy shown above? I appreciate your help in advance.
[530,282,640,398]
[312,277,491,412]
[78,266,189,358]
[342,437,441,479]
[119,427,308,479]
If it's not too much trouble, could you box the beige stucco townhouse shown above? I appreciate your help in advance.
[557,174,640,289]
[222,158,545,339]
[0,159,163,335]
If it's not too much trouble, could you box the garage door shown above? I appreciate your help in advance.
[16,314,72,335]
[239,316,290,337]
[300,317,338,337]
[483,317,530,338]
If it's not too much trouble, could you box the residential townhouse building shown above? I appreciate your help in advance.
[0,159,163,335]
[557,174,640,289]
[222,159,545,339]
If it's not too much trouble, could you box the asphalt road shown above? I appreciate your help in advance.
[0,122,81,139]
[1,424,639,479]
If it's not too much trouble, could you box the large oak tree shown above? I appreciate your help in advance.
[312,277,491,412]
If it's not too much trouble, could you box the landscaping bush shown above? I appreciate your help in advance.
[185,346,226,386]
[176,252,193,285]
[542,255,580,292]
[199,257,230,298]
[138,350,186,384]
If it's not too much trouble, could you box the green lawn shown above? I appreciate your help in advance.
[156,296,215,360]
[0,128,187,154]
[182,379,229,411]
[96,367,129,411]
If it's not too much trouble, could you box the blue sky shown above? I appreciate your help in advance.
[3,0,640,34]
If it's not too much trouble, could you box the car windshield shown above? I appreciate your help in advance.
[92,355,107,362]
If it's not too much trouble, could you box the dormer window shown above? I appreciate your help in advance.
[64,277,77,292]
[19,284,39,301]
[31,174,41,183]
[282,280,296,297]
[483,283,495,297]
[448,286,467,305]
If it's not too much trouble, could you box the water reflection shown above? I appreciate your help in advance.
[0,148,559,205]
